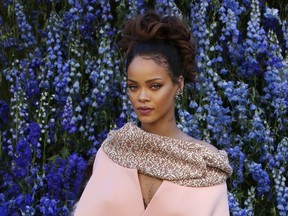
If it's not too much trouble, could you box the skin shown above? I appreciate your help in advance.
[71,57,220,212]
[126,56,220,207]
[127,56,184,138]
[126,55,219,151]
[127,55,184,206]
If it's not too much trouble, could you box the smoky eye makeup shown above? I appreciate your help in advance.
[127,83,138,90]
[150,83,162,90]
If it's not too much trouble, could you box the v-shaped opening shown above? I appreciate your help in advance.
[137,171,163,209]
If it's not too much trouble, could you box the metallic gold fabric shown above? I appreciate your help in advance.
[102,123,232,187]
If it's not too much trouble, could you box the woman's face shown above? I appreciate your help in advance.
[127,56,183,126]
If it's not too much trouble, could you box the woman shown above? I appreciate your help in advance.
[72,10,232,216]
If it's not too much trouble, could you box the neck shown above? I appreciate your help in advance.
[140,118,180,139]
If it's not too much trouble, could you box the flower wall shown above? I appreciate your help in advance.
[0,0,287,215]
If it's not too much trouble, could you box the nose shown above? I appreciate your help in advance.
[138,89,150,103]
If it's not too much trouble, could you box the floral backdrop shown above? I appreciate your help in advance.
[0,0,287,215]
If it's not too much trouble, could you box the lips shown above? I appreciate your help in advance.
[137,106,153,115]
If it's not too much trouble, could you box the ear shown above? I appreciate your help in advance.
[177,75,184,91]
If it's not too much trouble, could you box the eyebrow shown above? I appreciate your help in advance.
[127,78,163,83]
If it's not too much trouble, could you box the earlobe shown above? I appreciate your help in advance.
[178,75,184,91]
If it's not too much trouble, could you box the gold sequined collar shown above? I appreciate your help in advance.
[102,122,233,187]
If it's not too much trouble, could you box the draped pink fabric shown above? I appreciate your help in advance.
[73,148,230,216]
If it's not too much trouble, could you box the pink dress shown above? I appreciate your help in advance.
[73,148,230,216]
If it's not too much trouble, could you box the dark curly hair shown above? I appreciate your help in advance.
[118,10,197,84]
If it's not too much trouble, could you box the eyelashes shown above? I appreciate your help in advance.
[150,84,162,90]
[127,85,137,91]
[127,84,162,91]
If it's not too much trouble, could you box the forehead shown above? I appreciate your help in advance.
[127,56,171,80]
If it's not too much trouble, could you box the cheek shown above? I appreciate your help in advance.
[158,88,176,103]
[128,93,137,106]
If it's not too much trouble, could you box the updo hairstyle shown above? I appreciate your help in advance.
[118,10,197,84]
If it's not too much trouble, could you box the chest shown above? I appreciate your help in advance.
[138,172,163,208]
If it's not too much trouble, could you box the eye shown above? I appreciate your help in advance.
[151,84,162,90]
[127,84,138,91]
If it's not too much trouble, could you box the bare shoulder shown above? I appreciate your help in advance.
[180,133,219,153]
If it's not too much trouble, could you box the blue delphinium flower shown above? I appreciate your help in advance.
[228,192,249,216]
[0,1,287,215]
[66,153,87,198]
[43,153,87,209]
[24,122,41,148]
[222,0,245,17]
[282,21,288,50]
[26,80,40,104]
[61,96,77,134]
[0,193,7,216]
[38,196,59,216]
[0,100,9,129]
[81,0,120,118]
[227,145,246,188]
[198,72,233,147]
[11,193,35,215]
[274,137,288,166]
[125,0,144,18]
[0,13,12,67]
[41,11,68,101]
[263,6,280,32]
[219,7,239,40]
[86,127,109,156]
[2,86,30,162]
[244,187,255,215]
[44,158,67,200]
[14,139,32,178]
[272,166,288,215]
[190,1,234,148]
[219,81,249,118]
[217,5,240,68]
[269,138,288,215]
[117,78,130,124]
[218,5,245,68]
[177,108,201,140]
[190,1,209,71]
[156,0,182,18]
[66,59,82,96]
[262,30,288,126]
[81,6,97,44]
[82,54,111,144]
[260,144,276,168]
[248,161,271,196]
[32,91,57,157]
[241,0,268,77]
[14,0,36,48]
[204,96,231,145]
[246,110,274,146]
